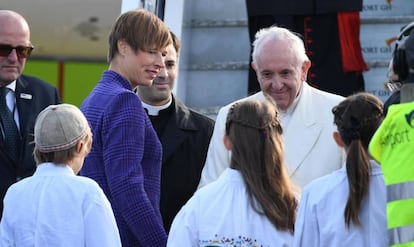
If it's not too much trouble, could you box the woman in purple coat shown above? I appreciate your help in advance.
[80,9,172,247]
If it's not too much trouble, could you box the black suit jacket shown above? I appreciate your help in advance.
[154,95,214,233]
[0,74,60,217]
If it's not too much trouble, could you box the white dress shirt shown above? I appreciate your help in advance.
[4,81,20,129]
[0,163,121,247]
[293,160,388,247]
[168,168,293,247]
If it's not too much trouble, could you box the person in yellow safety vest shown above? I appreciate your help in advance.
[369,22,414,247]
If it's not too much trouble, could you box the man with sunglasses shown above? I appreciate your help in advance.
[0,10,60,219]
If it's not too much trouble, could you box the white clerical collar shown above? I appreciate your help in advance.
[142,98,172,116]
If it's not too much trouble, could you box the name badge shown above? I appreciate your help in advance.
[20,93,32,100]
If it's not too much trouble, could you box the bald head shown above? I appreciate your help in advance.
[0,10,31,38]
[0,10,26,19]
[0,10,32,86]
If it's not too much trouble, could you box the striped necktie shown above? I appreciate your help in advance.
[0,87,20,161]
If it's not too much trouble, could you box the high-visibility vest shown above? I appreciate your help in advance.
[369,101,414,247]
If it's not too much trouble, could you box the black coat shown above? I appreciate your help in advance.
[246,0,362,16]
[0,74,60,217]
[152,95,214,233]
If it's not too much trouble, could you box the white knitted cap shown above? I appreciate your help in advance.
[34,104,89,152]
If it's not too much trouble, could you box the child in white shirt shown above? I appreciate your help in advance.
[0,104,121,247]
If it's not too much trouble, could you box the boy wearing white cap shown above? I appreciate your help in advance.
[0,104,121,246]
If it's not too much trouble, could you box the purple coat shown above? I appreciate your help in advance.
[80,70,166,247]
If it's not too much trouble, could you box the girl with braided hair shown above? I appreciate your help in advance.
[293,92,387,247]
[167,99,298,247]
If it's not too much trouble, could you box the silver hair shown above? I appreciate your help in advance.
[251,26,309,66]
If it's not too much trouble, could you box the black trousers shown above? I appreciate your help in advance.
[247,14,364,97]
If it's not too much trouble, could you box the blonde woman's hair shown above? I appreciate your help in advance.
[107,9,172,62]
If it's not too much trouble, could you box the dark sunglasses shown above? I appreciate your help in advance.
[0,44,34,58]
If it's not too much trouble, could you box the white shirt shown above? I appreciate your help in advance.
[168,168,293,247]
[0,163,121,247]
[4,81,20,129]
[293,160,387,247]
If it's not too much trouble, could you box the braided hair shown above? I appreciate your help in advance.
[225,99,297,232]
[332,92,383,227]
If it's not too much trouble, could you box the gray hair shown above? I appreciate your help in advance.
[251,26,309,66]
